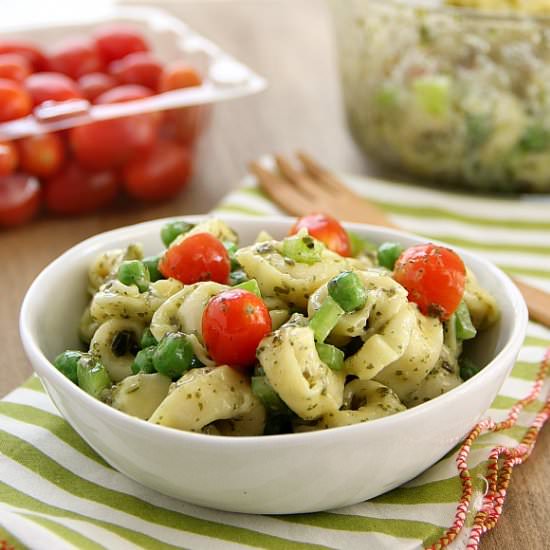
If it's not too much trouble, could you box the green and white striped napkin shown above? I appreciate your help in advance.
[1,172,549,550]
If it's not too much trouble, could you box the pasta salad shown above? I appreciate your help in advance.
[53,215,499,436]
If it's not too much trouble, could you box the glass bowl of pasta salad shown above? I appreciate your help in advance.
[329,0,550,193]
[19,214,527,513]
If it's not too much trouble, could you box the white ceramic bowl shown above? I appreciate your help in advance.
[20,215,527,514]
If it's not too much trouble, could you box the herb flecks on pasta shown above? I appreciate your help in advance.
[53,216,499,436]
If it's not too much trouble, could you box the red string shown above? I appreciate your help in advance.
[426,347,550,550]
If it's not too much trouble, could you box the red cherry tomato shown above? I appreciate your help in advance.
[289,214,351,257]
[0,53,31,82]
[77,72,117,102]
[161,106,209,146]
[93,24,149,64]
[393,243,466,321]
[25,72,82,107]
[0,79,32,121]
[159,62,202,92]
[0,174,41,227]
[0,40,49,71]
[44,162,118,216]
[0,142,18,176]
[48,37,104,80]
[94,83,152,104]
[122,141,192,201]
[159,232,230,285]
[18,133,65,177]
[109,52,162,90]
[202,289,272,367]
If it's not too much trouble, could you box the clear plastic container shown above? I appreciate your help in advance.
[0,5,266,223]
[330,0,550,193]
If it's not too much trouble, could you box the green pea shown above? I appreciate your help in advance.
[142,255,164,282]
[132,346,157,374]
[53,350,83,384]
[140,328,158,349]
[161,221,194,247]
[117,260,150,292]
[153,332,194,379]
[377,242,404,270]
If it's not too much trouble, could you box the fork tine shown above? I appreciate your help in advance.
[296,151,349,193]
[275,155,330,199]
[249,161,315,217]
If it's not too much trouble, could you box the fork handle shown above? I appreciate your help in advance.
[512,277,550,328]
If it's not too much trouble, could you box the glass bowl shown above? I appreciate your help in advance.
[329,0,550,193]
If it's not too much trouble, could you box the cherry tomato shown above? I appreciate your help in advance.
[159,62,202,92]
[290,213,351,257]
[75,72,114,102]
[25,72,82,106]
[393,243,466,321]
[0,53,31,82]
[0,40,49,72]
[93,24,149,64]
[18,133,65,177]
[159,232,230,285]
[0,174,41,227]
[161,106,209,145]
[0,79,32,121]
[44,162,118,216]
[94,83,152,104]
[122,141,192,201]
[48,37,104,80]
[0,142,18,176]
[109,52,162,90]
[202,289,272,367]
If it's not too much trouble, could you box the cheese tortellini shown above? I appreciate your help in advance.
[55,217,499,437]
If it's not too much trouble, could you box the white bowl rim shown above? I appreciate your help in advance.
[19,213,528,449]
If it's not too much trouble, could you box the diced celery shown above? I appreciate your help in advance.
[281,234,323,265]
[413,75,451,117]
[327,271,367,312]
[315,342,344,371]
[234,278,262,297]
[77,355,112,399]
[251,376,290,415]
[455,301,477,340]
[309,296,345,342]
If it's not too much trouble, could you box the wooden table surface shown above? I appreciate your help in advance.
[1,1,548,548]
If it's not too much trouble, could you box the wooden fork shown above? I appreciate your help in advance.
[250,152,550,329]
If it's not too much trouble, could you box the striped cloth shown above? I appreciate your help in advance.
[1,173,549,550]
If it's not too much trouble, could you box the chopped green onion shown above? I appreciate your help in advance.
[140,328,157,349]
[377,242,404,271]
[281,234,323,265]
[142,255,164,282]
[455,301,477,340]
[132,346,157,374]
[309,296,345,342]
[153,332,194,379]
[161,220,194,247]
[328,271,367,312]
[77,355,111,399]
[233,278,261,297]
[315,342,344,371]
[229,270,248,286]
[459,357,482,381]
[251,376,291,415]
[53,350,83,384]
[117,260,150,292]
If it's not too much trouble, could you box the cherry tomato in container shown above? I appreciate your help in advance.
[0,54,31,82]
[0,142,18,176]
[289,213,351,257]
[44,162,118,216]
[159,232,230,285]
[25,72,82,106]
[0,40,49,72]
[0,79,32,121]
[94,83,152,104]
[93,24,149,64]
[18,133,65,177]
[48,37,104,80]
[77,72,117,102]
[122,140,192,201]
[109,52,162,90]
[393,243,466,321]
[0,174,41,227]
[159,62,202,92]
[202,289,272,367]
